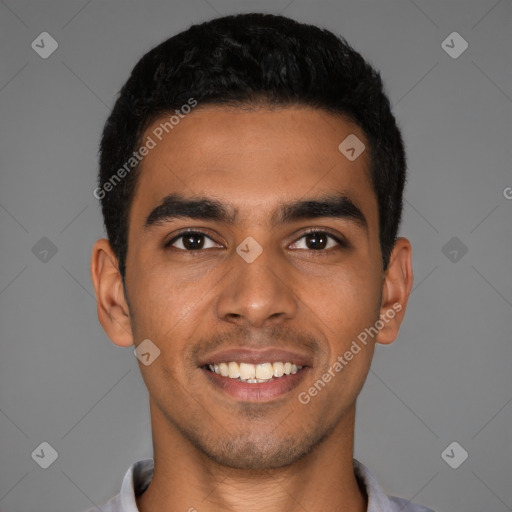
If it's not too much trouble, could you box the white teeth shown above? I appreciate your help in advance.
[207,361,303,382]
[239,362,256,380]
[219,362,229,377]
[255,362,273,380]
[228,361,240,378]
[273,362,284,377]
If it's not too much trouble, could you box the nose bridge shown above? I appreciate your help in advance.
[215,240,297,327]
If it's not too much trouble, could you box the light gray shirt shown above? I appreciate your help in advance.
[85,458,436,512]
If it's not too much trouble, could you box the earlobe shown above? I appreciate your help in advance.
[90,238,134,347]
[375,237,413,345]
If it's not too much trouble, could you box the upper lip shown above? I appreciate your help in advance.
[198,348,312,367]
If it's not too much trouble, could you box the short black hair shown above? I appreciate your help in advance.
[97,12,406,281]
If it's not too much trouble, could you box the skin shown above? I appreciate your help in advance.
[90,105,413,512]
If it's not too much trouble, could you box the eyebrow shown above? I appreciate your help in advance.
[144,192,368,232]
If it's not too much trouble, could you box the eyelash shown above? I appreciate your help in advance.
[164,228,348,254]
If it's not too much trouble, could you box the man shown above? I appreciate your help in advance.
[89,12,435,512]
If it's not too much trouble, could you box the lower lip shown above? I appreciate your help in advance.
[201,367,310,402]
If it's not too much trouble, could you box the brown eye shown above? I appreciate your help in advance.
[289,231,346,251]
[166,231,220,251]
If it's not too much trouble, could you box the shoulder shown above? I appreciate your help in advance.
[353,459,438,512]
[81,458,154,512]
[82,492,123,512]
[388,495,438,512]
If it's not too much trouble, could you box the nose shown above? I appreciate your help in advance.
[215,244,298,328]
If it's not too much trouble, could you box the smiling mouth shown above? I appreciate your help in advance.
[204,361,305,383]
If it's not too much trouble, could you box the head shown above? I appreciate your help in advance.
[91,13,413,470]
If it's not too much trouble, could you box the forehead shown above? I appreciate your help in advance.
[129,105,377,232]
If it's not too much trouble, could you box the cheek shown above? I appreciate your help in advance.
[130,254,201,326]
[129,272,200,402]
[307,267,381,333]
[301,267,381,391]
[300,276,378,407]
[131,259,221,365]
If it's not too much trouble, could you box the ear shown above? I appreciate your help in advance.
[375,237,413,345]
[90,238,134,347]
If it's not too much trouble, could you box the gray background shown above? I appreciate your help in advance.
[0,1,511,511]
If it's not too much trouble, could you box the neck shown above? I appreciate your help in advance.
[136,402,367,512]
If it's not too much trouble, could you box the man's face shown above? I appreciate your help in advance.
[123,105,383,469]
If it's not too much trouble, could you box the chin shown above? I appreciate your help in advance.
[196,429,327,470]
